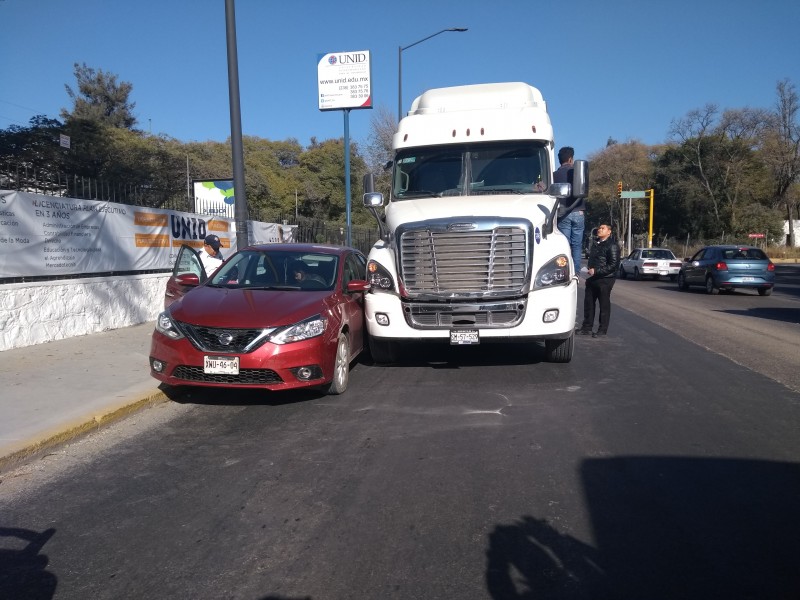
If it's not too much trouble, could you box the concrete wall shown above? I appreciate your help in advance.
[0,273,169,351]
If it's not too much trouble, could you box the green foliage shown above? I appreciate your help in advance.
[61,63,137,130]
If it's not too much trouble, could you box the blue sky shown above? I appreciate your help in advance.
[1,0,798,159]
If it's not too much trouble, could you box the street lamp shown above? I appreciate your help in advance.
[398,28,468,121]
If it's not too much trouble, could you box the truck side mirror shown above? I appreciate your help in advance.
[363,173,375,194]
[364,192,384,208]
[571,160,589,198]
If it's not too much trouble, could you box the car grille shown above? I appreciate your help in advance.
[398,220,529,298]
[173,365,282,385]
[177,323,271,353]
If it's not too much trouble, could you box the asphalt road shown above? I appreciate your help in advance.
[2,267,799,599]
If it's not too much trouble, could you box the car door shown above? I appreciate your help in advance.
[164,244,206,308]
[340,252,367,354]
[685,248,710,285]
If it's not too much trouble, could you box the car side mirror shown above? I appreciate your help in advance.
[347,280,370,293]
[175,273,201,287]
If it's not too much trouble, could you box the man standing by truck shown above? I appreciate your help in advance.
[577,223,620,338]
[554,146,586,273]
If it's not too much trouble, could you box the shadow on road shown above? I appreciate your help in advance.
[715,306,800,324]
[486,457,800,599]
[0,527,57,600]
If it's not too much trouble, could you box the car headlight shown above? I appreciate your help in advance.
[367,260,395,291]
[155,311,185,340]
[270,314,328,344]
[534,255,571,288]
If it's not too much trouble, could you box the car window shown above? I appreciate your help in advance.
[691,248,706,261]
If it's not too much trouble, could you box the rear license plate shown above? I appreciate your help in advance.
[204,355,239,374]
[741,276,754,282]
[450,329,479,345]
[659,270,668,275]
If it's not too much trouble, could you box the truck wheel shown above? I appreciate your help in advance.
[544,333,574,363]
[369,337,397,365]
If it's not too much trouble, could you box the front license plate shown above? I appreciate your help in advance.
[450,329,479,345]
[204,355,239,374]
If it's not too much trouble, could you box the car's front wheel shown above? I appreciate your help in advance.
[324,333,350,395]
[677,272,689,291]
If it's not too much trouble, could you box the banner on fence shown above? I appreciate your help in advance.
[0,190,295,278]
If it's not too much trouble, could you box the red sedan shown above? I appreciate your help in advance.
[150,244,368,395]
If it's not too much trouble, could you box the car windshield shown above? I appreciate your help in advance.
[392,141,550,199]
[722,248,768,260]
[208,250,338,290]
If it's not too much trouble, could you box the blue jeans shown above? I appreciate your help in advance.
[557,210,585,272]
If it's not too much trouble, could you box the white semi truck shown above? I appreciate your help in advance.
[362,82,589,364]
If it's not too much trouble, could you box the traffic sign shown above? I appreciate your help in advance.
[620,191,647,199]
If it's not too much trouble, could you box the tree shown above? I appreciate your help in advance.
[364,105,396,197]
[760,79,800,246]
[61,63,137,130]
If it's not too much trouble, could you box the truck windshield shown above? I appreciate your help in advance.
[392,142,550,200]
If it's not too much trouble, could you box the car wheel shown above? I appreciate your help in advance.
[634,267,642,281]
[619,266,627,279]
[544,332,574,363]
[758,287,773,296]
[705,276,719,295]
[677,272,689,291]
[369,336,397,365]
[324,333,350,395]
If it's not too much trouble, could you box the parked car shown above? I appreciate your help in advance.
[150,244,369,395]
[619,247,683,281]
[676,245,775,295]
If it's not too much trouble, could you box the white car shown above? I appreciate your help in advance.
[619,247,683,281]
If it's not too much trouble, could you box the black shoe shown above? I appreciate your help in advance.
[592,331,607,338]
[576,328,592,335]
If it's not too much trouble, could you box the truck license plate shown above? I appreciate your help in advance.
[450,329,479,345]
[204,355,239,374]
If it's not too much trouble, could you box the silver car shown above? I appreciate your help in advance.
[619,247,683,281]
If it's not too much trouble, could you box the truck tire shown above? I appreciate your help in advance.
[544,333,574,363]
[369,337,397,365]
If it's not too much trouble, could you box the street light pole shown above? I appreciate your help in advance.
[398,27,468,122]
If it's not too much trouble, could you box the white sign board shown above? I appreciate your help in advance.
[193,178,235,218]
[317,50,372,111]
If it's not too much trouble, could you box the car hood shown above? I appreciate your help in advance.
[169,285,334,328]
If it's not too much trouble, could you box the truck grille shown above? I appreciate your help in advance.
[399,223,529,297]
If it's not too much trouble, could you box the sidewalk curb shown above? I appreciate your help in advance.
[0,390,169,474]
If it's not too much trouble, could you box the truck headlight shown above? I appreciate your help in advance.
[367,260,395,291]
[534,255,571,288]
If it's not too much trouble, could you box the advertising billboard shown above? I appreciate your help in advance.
[317,50,372,111]
[193,178,235,218]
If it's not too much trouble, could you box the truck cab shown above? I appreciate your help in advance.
[363,82,588,363]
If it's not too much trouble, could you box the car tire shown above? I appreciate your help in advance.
[677,272,689,291]
[634,267,642,281]
[705,276,719,295]
[324,333,350,395]
[619,266,627,279]
[758,287,773,296]
[544,332,574,363]
[369,336,397,365]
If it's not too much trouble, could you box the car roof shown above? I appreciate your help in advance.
[241,243,358,256]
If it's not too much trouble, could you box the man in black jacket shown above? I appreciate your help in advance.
[577,223,620,338]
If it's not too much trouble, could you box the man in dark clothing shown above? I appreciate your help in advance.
[553,146,586,273]
[577,223,620,338]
